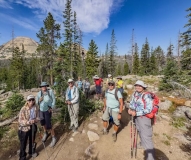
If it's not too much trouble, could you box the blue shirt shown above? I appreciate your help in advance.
[65,86,79,104]
[77,81,83,89]
[105,88,123,112]
[129,91,153,116]
[36,89,56,111]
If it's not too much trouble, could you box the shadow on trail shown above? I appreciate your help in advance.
[154,148,170,160]
[179,128,191,156]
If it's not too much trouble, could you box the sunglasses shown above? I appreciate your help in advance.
[28,99,35,102]
[108,83,114,86]
[68,82,73,84]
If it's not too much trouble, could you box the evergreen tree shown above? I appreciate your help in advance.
[36,12,61,85]
[132,43,140,74]
[181,48,191,70]
[150,48,158,75]
[140,38,150,75]
[85,40,100,78]
[104,43,109,76]
[108,29,117,76]
[123,62,129,75]
[117,64,122,75]
[154,46,165,72]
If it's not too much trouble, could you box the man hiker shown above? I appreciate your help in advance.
[36,82,56,147]
[65,78,79,132]
[93,75,103,100]
[83,77,91,99]
[102,80,123,142]
[76,77,83,91]
[116,76,124,94]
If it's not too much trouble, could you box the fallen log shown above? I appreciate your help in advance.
[0,115,18,127]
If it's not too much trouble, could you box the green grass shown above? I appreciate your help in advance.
[162,140,171,146]
[171,117,186,128]
[163,133,172,140]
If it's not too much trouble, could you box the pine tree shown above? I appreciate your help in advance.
[140,38,150,75]
[181,48,191,70]
[36,12,61,85]
[85,40,100,78]
[123,62,129,75]
[149,48,158,75]
[154,46,165,72]
[117,64,122,75]
[132,43,140,74]
[108,29,117,76]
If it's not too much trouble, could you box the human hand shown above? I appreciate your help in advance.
[39,97,43,102]
[118,114,121,120]
[68,101,72,105]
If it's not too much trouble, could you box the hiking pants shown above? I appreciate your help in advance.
[84,88,90,99]
[68,103,79,128]
[18,124,37,160]
[135,116,155,160]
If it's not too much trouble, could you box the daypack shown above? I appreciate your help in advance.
[105,88,119,100]
[38,89,53,106]
[134,92,159,120]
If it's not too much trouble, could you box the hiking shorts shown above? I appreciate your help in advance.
[96,85,102,94]
[39,110,52,129]
[102,107,120,126]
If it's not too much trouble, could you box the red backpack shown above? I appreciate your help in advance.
[141,92,159,122]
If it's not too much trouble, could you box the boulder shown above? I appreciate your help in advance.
[126,85,133,90]
[158,100,172,110]
[0,89,5,94]
[31,88,40,92]
[87,131,100,141]
[185,101,191,107]
[88,123,98,131]
[160,115,171,121]
[173,106,191,118]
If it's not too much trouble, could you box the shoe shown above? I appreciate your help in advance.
[69,125,74,130]
[112,133,117,142]
[101,129,108,135]
[29,152,38,158]
[32,142,37,153]
[49,137,57,147]
[42,132,48,142]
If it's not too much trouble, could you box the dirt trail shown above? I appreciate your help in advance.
[9,108,190,160]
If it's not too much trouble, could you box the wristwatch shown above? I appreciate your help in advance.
[119,112,122,115]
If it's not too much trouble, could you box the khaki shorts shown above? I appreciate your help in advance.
[102,107,120,126]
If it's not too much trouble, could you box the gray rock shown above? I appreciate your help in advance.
[88,123,98,130]
[158,100,172,110]
[87,131,100,141]
[31,88,40,92]
[85,142,97,157]
[126,85,133,90]
[69,137,74,142]
[173,106,191,118]
[185,101,191,107]
[185,110,191,120]
[160,115,171,121]
[0,89,5,94]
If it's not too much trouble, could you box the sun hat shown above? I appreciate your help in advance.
[93,75,99,79]
[39,82,49,87]
[116,76,122,79]
[68,78,74,83]
[108,74,112,78]
[108,80,115,84]
[27,95,35,100]
[134,80,147,88]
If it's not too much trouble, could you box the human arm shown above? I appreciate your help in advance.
[71,87,79,104]
[50,90,56,109]
[18,107,32,126]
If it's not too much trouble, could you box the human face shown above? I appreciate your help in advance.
[135,85,144,93]
[108,83,115,90]
[68,82,73,87]
[41,86,47,92]
[28,99,35,107]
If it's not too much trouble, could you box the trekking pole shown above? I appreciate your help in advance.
[134,126,138,158]
[32,123,34,160]
[37,126,49,159]
[130,116,133,158]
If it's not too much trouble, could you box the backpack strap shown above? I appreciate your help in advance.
[105,88,118,101]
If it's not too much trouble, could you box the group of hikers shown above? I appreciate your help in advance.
[18,74,156,160]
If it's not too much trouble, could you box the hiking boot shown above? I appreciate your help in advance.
[49,137,57,147]
[101,129,108,135]
[42,132,48,142]
[112,133,117,142]
[29,152,38,158]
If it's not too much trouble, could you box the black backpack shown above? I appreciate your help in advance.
[105,88,119,100]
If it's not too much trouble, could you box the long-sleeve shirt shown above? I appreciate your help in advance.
[129,91,153,116]
[36,89,55,112]
[18,105,38,132]
[65,86,79,104]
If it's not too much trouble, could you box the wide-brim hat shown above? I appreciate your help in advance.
[108,74,112,78]
[93,75,99,79]
[68,78,74,83]
[108,80,115,84]
[39,82,49,87]
[134,80,147,88]
[27,95,35,100]
[117,76,122,79]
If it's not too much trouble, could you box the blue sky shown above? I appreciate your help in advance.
[0,0,191,55]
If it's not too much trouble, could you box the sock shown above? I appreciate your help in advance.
[113,131,117,134]
[103,128,107,132]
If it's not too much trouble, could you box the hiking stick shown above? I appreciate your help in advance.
[134,126,138,158]
[37,126,49,159]
[130,116,133,158]
[32,123,34,160]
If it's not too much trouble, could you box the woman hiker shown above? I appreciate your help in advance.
[18,95,38,160]
[128,80,155,160]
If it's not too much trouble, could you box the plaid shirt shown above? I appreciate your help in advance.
[18,105,38,132]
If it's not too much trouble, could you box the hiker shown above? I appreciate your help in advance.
[18,95,38,160]
[116,76,124,94]
[128,80,155,160]
[36,82,56,147]
[76,77,83,91]
[83,77,91,99]
[102,80,123,142]
[93,75,103,100]
[65,78,79,132]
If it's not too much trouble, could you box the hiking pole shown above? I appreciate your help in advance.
[134,126,138,158]
[37,126,49,159]
[130,116,133,158]
[32,123,35,160]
